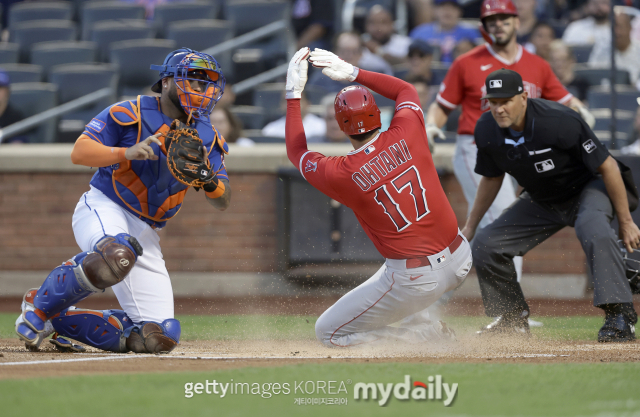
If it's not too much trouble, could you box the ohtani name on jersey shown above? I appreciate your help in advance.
[352,140,412,191]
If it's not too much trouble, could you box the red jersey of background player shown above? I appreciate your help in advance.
[286,70,459,259]
[437,44,572,135]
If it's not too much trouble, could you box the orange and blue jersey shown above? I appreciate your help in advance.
[80,95,229,228]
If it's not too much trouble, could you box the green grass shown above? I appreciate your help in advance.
[1,363,638,417]
[0,313,606,341]
[1,313,634,416]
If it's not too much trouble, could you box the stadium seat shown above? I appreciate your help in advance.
[253,83,286,123]
[80,1,146,40]
[49,63,118,124]
[230,105,265,130]
[10,20,78,62]
[591,108,634,134]
[90,19,154,62]
[573,66,631,86]
[223,0,290,78]
[431,62,450,84]
[109,39,176,96]
[8,2,73,28]
[166,20,233,74]
[30,41,98,80]
[0,43,19,64]
[153,1,221,38]
[0,63,43,83]
[587,86,640,111]
[224,0,289,36]
[570,45,593,64]
[9,82,58,143]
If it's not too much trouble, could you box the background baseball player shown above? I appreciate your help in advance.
[464,69,640,341]
[285,47,473,347]
[424,0,594,320]
[14,48,230,353]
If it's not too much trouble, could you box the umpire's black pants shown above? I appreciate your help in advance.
[473,177,633,317]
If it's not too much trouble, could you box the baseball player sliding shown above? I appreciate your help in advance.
[15,48,230,353]
[285,47,473,347]
[425,0,594,324]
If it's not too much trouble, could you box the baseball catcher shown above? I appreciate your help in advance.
[15,48,230,353]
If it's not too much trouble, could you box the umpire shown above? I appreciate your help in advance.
[462,69,640,342]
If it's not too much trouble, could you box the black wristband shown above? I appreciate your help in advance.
[202,178,219,193]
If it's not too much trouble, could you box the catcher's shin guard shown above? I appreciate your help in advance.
[52,309,134,352]
[126,319,181,353]
[23,234,142,335]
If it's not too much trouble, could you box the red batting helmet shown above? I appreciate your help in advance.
[334,86,381,136]
[480,0,518,20]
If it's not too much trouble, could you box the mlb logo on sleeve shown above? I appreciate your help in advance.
[364,145,376,155]
[87,118,106,133]
[582,139,597,153]
[489,80,502,88]
[305,160,317,173]
[535,159,555,173]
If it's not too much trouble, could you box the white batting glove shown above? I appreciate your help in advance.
[576,105,595,129]
[309,48,358,82]
[426,123,446,141]
[285,47,310,100]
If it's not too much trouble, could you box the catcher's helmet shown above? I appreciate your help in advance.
[150,48,225,121]
[334,86,381,136]
[480,0,518,20]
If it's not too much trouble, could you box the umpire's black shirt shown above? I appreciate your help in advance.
[474,98,610,204]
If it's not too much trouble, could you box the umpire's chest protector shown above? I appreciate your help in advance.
[107,95,226,226]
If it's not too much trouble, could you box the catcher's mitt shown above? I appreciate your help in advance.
[165,120,217,190]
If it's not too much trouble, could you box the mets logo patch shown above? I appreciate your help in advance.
[87,118,106,133]
[582,139,597,153]
[305,160,317,173]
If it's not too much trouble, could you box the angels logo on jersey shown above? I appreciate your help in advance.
[480,81,542,111]
[305,160,317,173]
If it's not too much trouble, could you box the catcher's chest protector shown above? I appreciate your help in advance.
[108,96,226,224]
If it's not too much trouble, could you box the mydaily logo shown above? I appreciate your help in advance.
[354,375,458,406]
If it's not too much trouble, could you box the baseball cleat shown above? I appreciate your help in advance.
[597,313,636,343]
[15,288,54,351]
[528,318,543,327]
[50,334,86,353]
[477,311,530,336]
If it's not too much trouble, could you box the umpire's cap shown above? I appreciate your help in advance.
[481,68,524,99]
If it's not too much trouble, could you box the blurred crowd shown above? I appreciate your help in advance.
[1,0,640,148]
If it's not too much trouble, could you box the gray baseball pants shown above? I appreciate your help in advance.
[473,177,633,317]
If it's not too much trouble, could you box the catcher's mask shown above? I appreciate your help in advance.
[619,240,640,295]
[150,48,226,121]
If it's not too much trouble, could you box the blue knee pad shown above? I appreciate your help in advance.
[33,233,142,319]
[52,308,134,353]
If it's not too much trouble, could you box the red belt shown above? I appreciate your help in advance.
[406,234,464,269]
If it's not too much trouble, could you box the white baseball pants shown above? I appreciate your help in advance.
[315,234,473,347]
[71,186,174,323]
[453,134,523,281]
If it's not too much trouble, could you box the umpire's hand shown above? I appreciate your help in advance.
[620,219,640,253]
[125,133,163,161]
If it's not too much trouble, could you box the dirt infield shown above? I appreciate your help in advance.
[2,336,639,380]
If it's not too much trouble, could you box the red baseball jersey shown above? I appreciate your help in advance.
[288,95,459,259]
[437,44,573,135]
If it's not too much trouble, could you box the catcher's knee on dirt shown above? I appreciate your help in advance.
[24,234,142,334]
[126,319,181,353]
